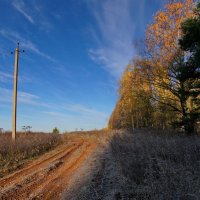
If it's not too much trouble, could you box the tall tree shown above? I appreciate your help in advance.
[143,0,195,132]
[178,1,200,133]
[108,0,197,132]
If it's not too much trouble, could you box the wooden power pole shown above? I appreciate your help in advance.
[12,43,24,142]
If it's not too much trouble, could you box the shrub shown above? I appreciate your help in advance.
[53,127,60,134]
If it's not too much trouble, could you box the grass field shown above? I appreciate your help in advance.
[1,129,200,199]
[110,129,200,199]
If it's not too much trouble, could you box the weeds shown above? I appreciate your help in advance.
[111,129,200,199]
[0,132,62,178]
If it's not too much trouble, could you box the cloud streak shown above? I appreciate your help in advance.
[0,87,40,105]
[11,0,53,32]
[12,0,34,24]
[0,29,56,63]
[0,72,13,83]
[0,87,108,128]
[63,103,108,119]
[87,0,136,78]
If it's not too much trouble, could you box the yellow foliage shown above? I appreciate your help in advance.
[109,0,196,130]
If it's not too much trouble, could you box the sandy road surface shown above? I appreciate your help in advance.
[0,137,99,200]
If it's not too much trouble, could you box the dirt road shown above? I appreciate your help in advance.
[0,137,99,200]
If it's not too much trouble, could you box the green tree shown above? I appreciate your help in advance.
[178,2,200,133]
[52,127,60,134]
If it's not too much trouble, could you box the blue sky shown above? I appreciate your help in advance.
[0,0,164,132]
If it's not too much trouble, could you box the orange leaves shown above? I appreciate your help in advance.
[146,0,194,65]
[145,0,195,103]
[109,0,196,130]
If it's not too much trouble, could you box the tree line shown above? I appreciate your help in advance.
[108,0,200,134]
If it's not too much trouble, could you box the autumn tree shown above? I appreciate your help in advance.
[109,63,153,130]
[109,65,136,130]
[143,0,195,132]
[109,0,197,132]
[108,100,123,129]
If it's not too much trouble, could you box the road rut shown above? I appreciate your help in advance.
[0,138,97,200]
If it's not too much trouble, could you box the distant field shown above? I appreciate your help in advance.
[0,132,62,178]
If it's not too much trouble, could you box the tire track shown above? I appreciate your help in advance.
[0,139,96,200]
[0,141,81,187]
[32,143,95,200]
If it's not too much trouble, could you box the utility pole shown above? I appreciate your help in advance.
[12,43,24,142]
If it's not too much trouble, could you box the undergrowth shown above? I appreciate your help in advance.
[111,129,200,199]
[0,132,62,178]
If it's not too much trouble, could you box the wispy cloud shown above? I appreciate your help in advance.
[0,87,40,105]
[18,91,40,105]
[0,87,13,103]
[43,103,108,122]
[21,40,57,63]
[12,0,34,24]
[0,29,56,63]
[63,103,108,119]
[0,71,31,84]
[42,111,66,117]
[0,86,108,123]
[11,0,53,31]
[87,0,136,78]
[43,104,108,131]
[0,72,13,83]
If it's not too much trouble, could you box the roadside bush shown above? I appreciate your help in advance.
[53,127,60,134]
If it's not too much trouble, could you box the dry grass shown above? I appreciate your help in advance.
[0,132,62,178]
[111,129,200,199]
[63,130,113,144]
[2,129,199,199]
